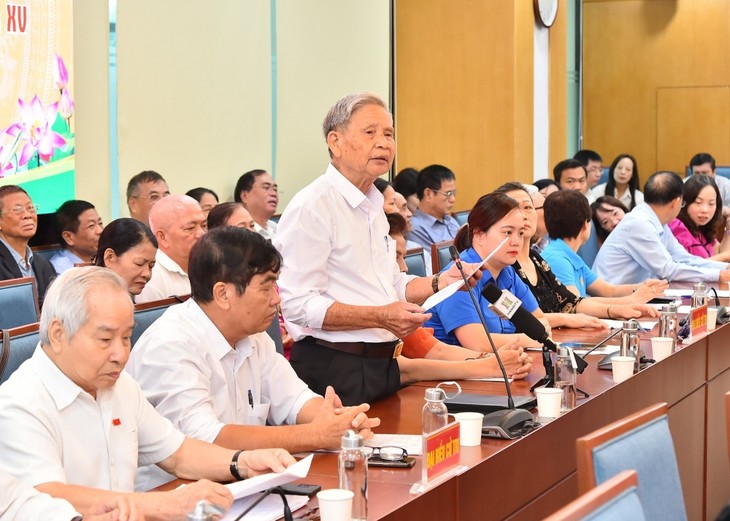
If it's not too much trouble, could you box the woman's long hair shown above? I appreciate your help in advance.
[677,174,723,243]
[605,153,640,209]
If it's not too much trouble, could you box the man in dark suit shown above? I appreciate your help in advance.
[0,185,56,306]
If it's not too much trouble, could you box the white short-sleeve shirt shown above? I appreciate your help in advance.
[136,249,191,303]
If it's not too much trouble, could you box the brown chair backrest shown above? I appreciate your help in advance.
[543,470,640,521]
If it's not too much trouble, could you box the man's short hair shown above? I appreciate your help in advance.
[573,149,602,166]
[644,171,684,205]
[544,190,591,240]
[393,168,418,199]
[55,200,95,247]
[386,212,407,237]
[40,267,131,345]
[689,153,716,171]
[416,164,456,200]
[189,227,282,304]
[552,159,586,184]
[0,185,29,212]
[126,170,166,199]
[322,92,389,139]
[233,169,267,203]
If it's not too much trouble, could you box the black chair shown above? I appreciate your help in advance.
[132,296,189,346]
[430,239,454,274]
[404,247,427,276]
[0,277,40,329]
[0,322,40,384]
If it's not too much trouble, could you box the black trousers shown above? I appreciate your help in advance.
[290,337,401,406]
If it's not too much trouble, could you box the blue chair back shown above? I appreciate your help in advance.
[577,403,687,521]
[30,244,63,263]
[685,165,730,180]
[132,296,187,346]
[453,210,469,226]
[0,323,40,384]
[0,277,40,329]
[431,240,454,274]
[265,313,284,355]
[404,248,427,277]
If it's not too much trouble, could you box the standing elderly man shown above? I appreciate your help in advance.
[593,171,730,284]
[233,169,279,240]
[0,267,296,520]
[126,170,170,228]
[137,194,207,303]
[0,185,56,304]
[274,92,482,406]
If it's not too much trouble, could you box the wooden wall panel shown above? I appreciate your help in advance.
[394,0,541,212]
[584,0,730,178]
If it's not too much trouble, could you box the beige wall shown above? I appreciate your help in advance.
[73,0,390,220]
[583,0,730,179]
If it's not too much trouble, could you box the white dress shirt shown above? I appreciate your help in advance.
[0,470,80,521]
[254,219,278,240]
[591,183,644,208]
[0,347,184,492]
[49,249,84,274]
[593,203,728,284]
[136,249,190,303]
[274,164,415,343]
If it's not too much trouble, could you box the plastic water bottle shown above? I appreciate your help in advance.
[554,347,576,412]
[422,387,448,435]
[338,429,368,520]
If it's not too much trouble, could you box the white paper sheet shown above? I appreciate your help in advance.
[366,434,423,455]
[225,454,313,500]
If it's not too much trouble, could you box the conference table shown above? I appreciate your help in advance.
[161,293,730,520]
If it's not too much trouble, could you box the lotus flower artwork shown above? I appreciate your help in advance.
[0,53,75,178]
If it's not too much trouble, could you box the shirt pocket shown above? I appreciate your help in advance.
[246,395,271,425]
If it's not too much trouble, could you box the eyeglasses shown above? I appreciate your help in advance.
[0,203,39,217]
[256,183,278,193]
[133,193,168,203]
[362,445,408,462]
[534,206,544,211]
[433,189,457,198]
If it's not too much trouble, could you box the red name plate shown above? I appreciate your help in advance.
[691,304,708,337]
[425,421,461,480]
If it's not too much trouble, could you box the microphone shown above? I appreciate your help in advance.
[481,283,588,375]
[447,246,535,439]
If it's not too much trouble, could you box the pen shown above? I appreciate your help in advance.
[248,389,254,408]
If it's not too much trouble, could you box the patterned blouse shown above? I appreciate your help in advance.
[514,249,582,314]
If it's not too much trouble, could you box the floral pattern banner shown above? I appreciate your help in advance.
[0,1,75,213]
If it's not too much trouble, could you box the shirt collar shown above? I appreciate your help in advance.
[325,163,383,211]
[550,238,585,268]
[414,209,447,226]
[635,203,664,234]
[31,346,85,410]
[187,299,252,361]
[156,249,187,275]
[0,236,32,268]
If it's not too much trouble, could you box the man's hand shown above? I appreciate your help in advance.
[633,279,669,302]
[237,448,297,478]
[495,342,532,379]
[310,386,381,449]
[379,301,430,337]
[166,479,233,520]
[85,496,144,521]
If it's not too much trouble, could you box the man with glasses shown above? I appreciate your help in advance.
[0,185,56,305]
[574,149,604,190]
[234,169,279,240]
[406,164,461,249]
[126,170,170,228]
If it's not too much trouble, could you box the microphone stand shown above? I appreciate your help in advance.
[448,246,534,438]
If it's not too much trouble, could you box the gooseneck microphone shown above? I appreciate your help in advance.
[448,246,534,438]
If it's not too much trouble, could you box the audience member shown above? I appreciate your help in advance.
[137,194,206,303]
[593,171,730,283]
[128,227,378,489]
[374,178,399,214]
[392,188,432,274]
[0,267,295,517]
[530,190,549,252]
[386,212,532,379]
[554,158,594,203]
[50,200,103,273]
[689,152,730,215]
[95,218,157,297]
[126,170,169,227]
[207,202,256,231]
[186,187,219,217]
[234,169,279,239]
[0,185,56,305]
[503,184,654,320]
[534,178,560,197]
[275,92,482,405]
[591,195,628,244]
[591,153,643,209]
[574,149,604,189]
[669,174,730,261]
[392,167,419,213]
[425,193,547,350]
[407,164,461,249]
[541,190,666,300]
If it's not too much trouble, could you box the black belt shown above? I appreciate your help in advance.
[306,337,403,359]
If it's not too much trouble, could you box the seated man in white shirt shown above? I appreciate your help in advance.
[233,169,279,239]
[0,267,295,519]
[136,194,207,303]
[50,200,104,273]
[128,227,379,489]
